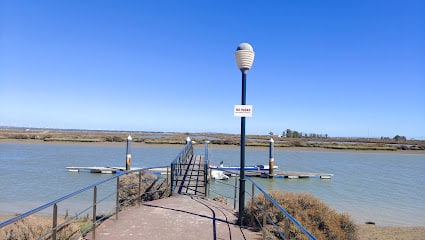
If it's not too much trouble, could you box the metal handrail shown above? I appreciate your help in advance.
[209,169,316,240]
[0,165,168,239]
[246,176,316,240]
[170,141,193,193]
[0,174,111,229]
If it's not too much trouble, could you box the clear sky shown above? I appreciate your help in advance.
[1,1,424,139]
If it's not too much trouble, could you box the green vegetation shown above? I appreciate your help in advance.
[245,190,358,240]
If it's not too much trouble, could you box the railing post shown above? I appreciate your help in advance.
[170,163,175,196]
[166,167,170,188]
[52,203,58,240]
[251,182,255,232]
[262,195,267,240]
[138,171,142,206]
[251,183,255,203]
[233,176,238,209]
[116,176,120,220]
[92,186,97,240]
[208,167,212,197]
[284,217,290,240]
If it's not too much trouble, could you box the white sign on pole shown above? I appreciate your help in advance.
[234,105,253,117]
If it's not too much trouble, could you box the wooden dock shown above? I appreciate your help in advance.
[231,170,333,179]
[67,166,126,174]
[66,166,170,175]
[66,166,332,179]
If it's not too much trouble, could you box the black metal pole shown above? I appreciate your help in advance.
[238,70,247,225]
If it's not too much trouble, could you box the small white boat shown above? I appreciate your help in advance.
[211,169,229,180]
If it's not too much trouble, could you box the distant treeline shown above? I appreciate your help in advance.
[276,129,408,141]
[273,129,329,138]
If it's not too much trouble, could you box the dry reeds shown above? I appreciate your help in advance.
[118,171,170,207]
[245,190,358,240]
[0,215,87,240]
[1,171,170,239]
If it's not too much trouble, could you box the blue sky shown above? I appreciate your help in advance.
[1,1,424,139]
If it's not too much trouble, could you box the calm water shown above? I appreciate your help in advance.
[1,142,424,227]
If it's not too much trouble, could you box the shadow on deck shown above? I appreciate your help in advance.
[90,195,261,240]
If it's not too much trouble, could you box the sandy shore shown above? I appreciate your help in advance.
[357,224,425,240]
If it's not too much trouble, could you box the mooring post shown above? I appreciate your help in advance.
[269,138,274,176]
[125,135,132,171]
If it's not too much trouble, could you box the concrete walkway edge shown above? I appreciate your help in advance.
[90,195,262,240]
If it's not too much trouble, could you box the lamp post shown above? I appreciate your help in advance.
[235,42,255,225]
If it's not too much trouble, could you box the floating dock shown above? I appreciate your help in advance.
[66,166,333,179]
[220,170,333,179]
[66,166,169,174]
[66,166,139,174]
[248,170,333,179]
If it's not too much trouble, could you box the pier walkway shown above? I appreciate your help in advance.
[91,195,261,240]
[89,151,263,239]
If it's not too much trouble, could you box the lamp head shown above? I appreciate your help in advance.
[235,43,255,72]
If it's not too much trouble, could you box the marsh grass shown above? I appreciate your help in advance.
[1,128,424,151]
[0,171,170,239]
[245,190,358,240]
[0,215,88,240]
[118,171,170,207]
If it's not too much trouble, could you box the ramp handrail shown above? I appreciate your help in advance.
[170,141,194,193]
[209,169,316,240]
[0,166,169,240]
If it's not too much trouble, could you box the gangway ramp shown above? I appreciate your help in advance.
[173,155,208,196]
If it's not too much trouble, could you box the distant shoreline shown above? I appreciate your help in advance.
[1,138,424,155]
[1,128,424,153]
